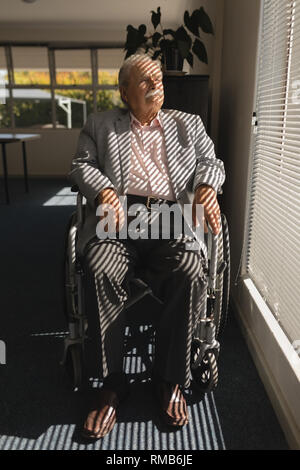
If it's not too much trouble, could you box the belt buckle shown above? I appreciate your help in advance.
[146,196,158,209]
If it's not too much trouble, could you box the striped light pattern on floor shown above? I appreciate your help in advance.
[0,325,225,450]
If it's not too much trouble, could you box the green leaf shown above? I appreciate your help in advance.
[124,24,147,53]
[184,11,191,30]
[186,52,194,68]
[151,6,161,29]
[126,24,137,39]
[152,32,162,47]
[192,38,208,64]
[138,24,147,35]
[174,26,192,48]
[197,7,214,34]
[125,25,139,49]
[186,10,200,37]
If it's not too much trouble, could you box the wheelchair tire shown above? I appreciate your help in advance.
[65,343,83,390]
[211,214,230,339]
[192,349,218,393]
[218,214,230,338]
[62,212,77,323]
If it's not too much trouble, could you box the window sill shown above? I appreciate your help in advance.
[232,276,300,449]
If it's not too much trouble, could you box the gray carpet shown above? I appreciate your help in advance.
[0,178,289,450]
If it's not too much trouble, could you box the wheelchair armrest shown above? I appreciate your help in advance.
[69,185,86,227]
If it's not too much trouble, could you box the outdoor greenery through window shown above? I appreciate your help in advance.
[0,45,125,129]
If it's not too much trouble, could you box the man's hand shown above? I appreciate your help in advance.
[96,188,125,233]
[192,184,221,235]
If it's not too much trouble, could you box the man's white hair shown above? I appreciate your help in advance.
[118,53,162,89]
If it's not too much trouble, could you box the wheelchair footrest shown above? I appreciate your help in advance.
[60,335,86,366]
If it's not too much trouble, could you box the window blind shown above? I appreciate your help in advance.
[246,0,300,343]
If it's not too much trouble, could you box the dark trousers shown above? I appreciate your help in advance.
[82,211,208,392]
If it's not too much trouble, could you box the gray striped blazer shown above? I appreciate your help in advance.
[69,107,225,257]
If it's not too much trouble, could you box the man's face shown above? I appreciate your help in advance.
[120,59,164,116]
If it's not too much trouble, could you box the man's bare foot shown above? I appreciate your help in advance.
[82,389,120,439]
[153,381,189,427]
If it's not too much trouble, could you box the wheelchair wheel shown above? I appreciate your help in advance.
[212,213,230,339]
[192,349,218,393]
[219,214,230,337]
[65,343,83,390]
[62,212,78,323]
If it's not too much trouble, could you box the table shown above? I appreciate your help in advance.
[0,133,41,204]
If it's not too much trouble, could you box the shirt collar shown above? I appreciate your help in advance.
[130,110,162,129]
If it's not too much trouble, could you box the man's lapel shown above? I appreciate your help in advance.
[114,109,131,194]
[160,110,183,199]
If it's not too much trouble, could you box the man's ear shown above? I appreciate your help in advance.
[120,86,128,103]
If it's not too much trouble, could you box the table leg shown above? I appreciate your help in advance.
[1,143,9,205]
[22,141,29,193]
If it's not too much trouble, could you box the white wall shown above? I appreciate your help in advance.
[0,129,80,178]
[218,0,260,283]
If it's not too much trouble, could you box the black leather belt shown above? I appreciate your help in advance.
[126,194,175,210]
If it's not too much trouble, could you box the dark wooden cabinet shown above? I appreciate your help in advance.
[162,74,209,131]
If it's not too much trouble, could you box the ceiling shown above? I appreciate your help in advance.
[0,0,197,28]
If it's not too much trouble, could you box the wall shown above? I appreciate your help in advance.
[218,0,261,284]
[0,129,80,178]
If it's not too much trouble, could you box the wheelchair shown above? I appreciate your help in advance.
[61,186,230,394]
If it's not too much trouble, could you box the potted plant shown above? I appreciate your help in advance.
[124,6,214,72]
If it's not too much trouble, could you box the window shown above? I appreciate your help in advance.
[246,0,300,344]
[97,48,123,85]
[0,47,7,101]
[12,46,50,85]
[55,88,92,129]
[13,89,53,128]
[55,49,92,85]
[0,45,125,129]
[96,49,124,111]
[11,47,52,128]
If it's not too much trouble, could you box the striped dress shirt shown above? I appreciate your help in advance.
[127,110,176,201]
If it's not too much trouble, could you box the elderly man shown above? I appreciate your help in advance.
[69,53,225,439]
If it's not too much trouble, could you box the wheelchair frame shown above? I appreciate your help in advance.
[61,186,230,393]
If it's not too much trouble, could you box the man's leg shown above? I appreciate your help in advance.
[81,237,138,439]
[138,234,208,427]
[143,236,208,389]
[83,237,138,394]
